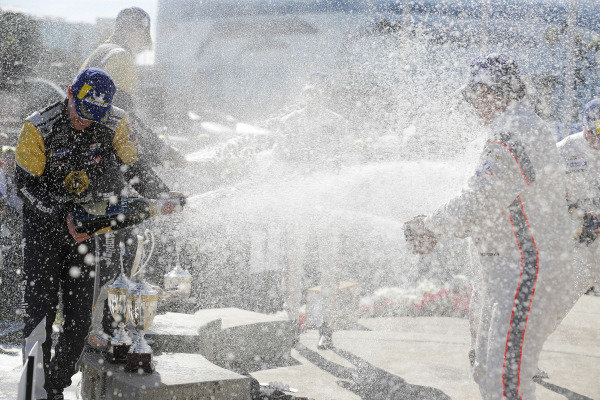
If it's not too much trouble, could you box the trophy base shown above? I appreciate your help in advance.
[107,344,130,364]
[125,352,154,374]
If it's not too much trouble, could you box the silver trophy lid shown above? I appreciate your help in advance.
[128,279,159,299]
[108,271,130,292]
[164,264,192,280]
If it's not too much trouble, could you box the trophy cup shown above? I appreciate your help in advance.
[164,248,192,297]
[107,271,132,363]
[125,233,158,373]
[106,244,132,363]
[125,279,158,373]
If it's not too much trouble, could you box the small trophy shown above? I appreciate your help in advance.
[164,248,192,297]
[106,244,132,363]
[125,279,158,373]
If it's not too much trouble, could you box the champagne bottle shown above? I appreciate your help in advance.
[72,197,185,235]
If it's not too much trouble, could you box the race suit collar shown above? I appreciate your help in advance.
[489,99,528,132]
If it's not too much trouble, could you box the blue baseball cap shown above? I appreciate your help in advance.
[71,68,116,125]
[583,98,600,135]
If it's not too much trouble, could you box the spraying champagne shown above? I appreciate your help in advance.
[72,196,186,236]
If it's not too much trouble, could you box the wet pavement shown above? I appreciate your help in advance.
[251,295,600,399]
[1,296,598,399]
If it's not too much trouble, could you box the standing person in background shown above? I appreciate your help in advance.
[404,54,575,400]
[278,73,349,350]
[81,6,185,168]
[81,7,186,348]
[285,212,341,350]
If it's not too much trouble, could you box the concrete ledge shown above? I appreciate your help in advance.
[146,312,222,361]
[145,308,295,372]
[193,308,295,371]
[81,352,251,400]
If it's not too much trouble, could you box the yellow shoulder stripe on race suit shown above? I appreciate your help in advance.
[103,51,137,95]
[112,114,138,165]
[15,120,46,177]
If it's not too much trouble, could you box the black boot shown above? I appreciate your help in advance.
[468,349,476,367]
[317,322,333,350]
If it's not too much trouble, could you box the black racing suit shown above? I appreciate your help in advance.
[15,100,168,393]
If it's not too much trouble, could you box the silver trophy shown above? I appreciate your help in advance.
[164,247,192,297]
[125,233,158,373]
[107,267,132,363]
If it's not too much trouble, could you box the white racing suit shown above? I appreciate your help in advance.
[553,132,600,323]
[424,101,574,400]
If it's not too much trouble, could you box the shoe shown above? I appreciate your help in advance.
[317,323,333,350]
[585,286,600,296]
[468,349,476,367]
[533,368,549,379]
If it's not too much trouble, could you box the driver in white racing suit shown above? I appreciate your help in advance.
[404,54,574,400]
[553,98,600,325]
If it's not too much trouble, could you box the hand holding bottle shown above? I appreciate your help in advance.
[157,191,186,215]
[71,194,186,237]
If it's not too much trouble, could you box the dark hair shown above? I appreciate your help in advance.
[470,54,526,101]
[491,60,526,101]
[114,7,150,35]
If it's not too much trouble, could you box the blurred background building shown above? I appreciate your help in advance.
[3,1,600,135]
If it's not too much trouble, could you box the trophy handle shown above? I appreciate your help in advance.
[130,230,155,280]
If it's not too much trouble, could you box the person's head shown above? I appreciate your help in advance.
[460,53,526,124]
[302,72,331,110]
[67,68,116,130]
[583,98,600,150]
[112,7,152,54]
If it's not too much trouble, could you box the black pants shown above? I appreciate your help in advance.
[22,219,96,392]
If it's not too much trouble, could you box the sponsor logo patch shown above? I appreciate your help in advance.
[567,159,588,168]
[49,148,72,158]
[128,130,137,142]
[475,160,494,178]
[64,170,90,195]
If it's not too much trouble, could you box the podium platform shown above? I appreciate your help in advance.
[146,308,295,372]
[80,352,251,400]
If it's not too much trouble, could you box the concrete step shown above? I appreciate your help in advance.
[146,312,222,361]
[146,308,295,373]
[81,352,251,400]
[195,308,295,372]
